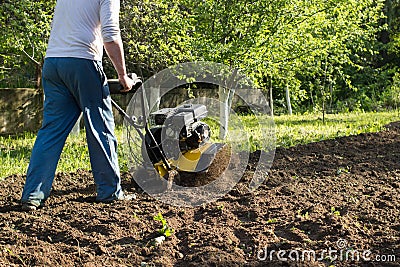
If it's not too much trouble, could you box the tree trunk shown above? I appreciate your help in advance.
[285,83,292,115]
[219,85,235,140]
[329,83,333,111]
[310,87,314,109]
[35,63,42,89]
[322,96,325,124]
[218,69,238,140]
[269,79,274,117]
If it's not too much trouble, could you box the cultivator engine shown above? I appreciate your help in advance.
[144,103,225,177]
[108,74,226,183]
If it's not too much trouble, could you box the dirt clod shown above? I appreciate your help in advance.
[178,144,232,187]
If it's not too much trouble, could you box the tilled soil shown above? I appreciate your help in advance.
[1,123,399,267]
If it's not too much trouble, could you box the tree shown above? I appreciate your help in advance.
[119,0,195,77]
[0,0,395,114]
[0,0,54,88]
[245,0,385,113]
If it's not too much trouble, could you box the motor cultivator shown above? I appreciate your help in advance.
[108,74,226,186]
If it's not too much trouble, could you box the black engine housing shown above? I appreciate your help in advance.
[143,104,211,163]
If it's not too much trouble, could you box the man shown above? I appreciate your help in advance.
[21,0,137,210]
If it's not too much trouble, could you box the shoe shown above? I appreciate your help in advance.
[117,193,136,201]
[21,201,40,211]
[98,193,136,203]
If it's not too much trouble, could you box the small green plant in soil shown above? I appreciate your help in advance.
[153,212,174,237]
[330,207,341,216]
[266,218,278,224]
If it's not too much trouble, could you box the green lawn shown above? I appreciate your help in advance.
[0,110,398,179]
[274,111,400,147]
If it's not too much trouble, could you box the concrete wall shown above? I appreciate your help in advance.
[160,87,269,113]
[0,88,43,135]
[0,87,268,134]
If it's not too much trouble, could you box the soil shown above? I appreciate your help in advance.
[1,123,399,267]
[178,144,233,187]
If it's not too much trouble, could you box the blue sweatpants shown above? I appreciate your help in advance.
[21,57,124,205]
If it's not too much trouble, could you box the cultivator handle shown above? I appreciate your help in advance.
[108,73,142,94]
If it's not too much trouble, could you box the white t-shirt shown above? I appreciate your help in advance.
[45,0,121,61]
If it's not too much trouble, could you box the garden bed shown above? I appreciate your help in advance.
[0,123,399,266]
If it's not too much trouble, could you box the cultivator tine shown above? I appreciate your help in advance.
[167,169,179,190]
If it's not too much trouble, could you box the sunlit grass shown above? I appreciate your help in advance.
[0,110,399,179]
[0,132,35,178]
[274,111,399,147]
[0,129,129,179]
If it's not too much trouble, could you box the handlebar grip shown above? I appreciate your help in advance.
[108,79,122,94]
[108,73,142,95]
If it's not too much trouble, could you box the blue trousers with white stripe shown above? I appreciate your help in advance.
[21,57,124,205]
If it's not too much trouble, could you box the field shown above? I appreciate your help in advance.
[1,111,399,178]
[0,112,399,266]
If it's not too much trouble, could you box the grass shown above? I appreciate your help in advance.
[274,111,399,147]
[0,130,130,179]
[0,132,35,178]
[0,110,399,179]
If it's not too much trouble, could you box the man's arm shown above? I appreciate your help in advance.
[104,39,134,92]
[100,0,133,92]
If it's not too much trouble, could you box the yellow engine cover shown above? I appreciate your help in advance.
[153,143,225,177]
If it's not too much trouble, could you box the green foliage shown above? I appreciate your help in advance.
[1,0,400,112]
[119,0,195,76]
[268,0,385,113]
[0,0,400,111]
[386,0,400,56]
[330,207,341,217]
[381,70,400,109]
[153,212,174,237]
[0,0,55,87]
[117,0,392,114]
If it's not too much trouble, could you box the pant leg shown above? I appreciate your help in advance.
[21,58,81,205]
[56,58,123,201]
